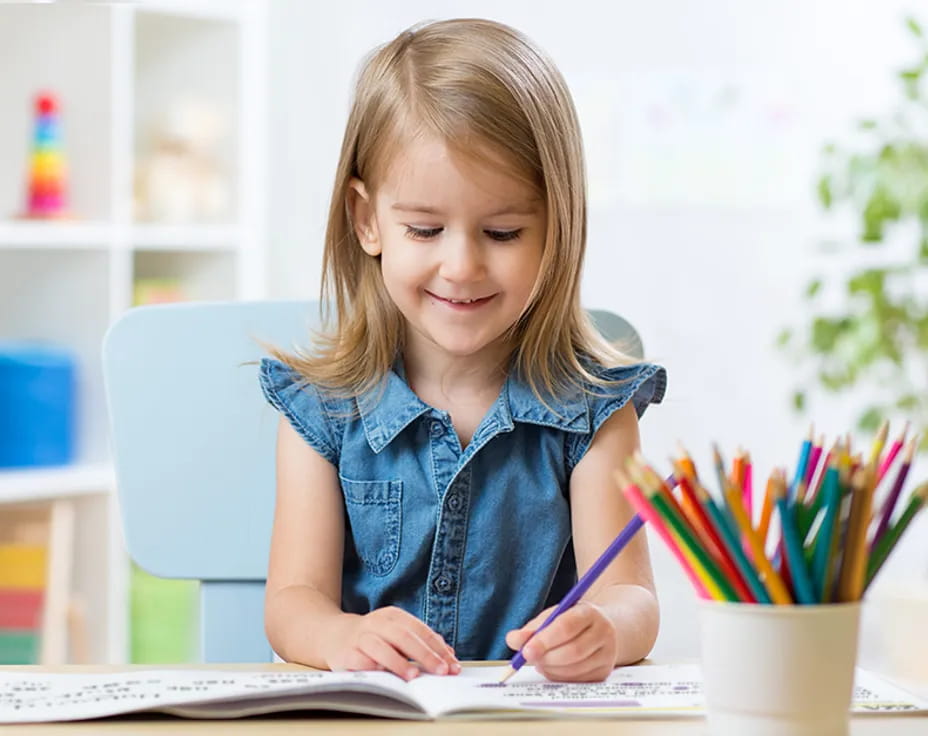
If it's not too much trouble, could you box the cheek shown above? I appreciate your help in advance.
[379,247,422,299]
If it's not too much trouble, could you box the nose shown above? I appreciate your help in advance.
[438,235,485,283]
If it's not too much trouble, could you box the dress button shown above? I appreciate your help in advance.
[446,493,462,512]
[433,573,453,593]
[430,420,444,437]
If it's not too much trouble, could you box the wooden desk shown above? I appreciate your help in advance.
[1,662,927,735]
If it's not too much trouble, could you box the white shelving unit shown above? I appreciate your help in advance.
[0,0,267,663]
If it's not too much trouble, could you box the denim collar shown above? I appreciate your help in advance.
[357,362,590,454]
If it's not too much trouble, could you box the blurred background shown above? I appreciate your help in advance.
[1,0,926,687]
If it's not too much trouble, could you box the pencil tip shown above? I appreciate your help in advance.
[498,666,516,684]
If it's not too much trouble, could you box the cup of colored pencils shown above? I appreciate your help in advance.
[615,420,927,736]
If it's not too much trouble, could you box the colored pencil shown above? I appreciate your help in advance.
[499,473,648,683]
[790,426,814,501]
[670,462,728,553]
[876,421,909,485]
[810,465,841,601]
[757,474,776,548]
[771,475,816,604]
[868,419,890,470]
[707,478,771,603]
[865,482,928,589]
[686,477,758,603]
[836,467,876,602]
[743,456,754,523]
[620,476,716,600]
[870,437,917,552]
[634,472,742,602]
[724,483,792,604]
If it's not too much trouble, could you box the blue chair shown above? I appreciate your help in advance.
[102,301,642,662]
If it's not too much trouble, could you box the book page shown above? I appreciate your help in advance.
[0,669,423,723]
[409,664,705,717]
[0,665,925,723]
[407,665,928,718]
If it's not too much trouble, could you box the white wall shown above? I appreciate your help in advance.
[267,0,928,667]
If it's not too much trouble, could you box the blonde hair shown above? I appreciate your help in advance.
[274,18,637,401]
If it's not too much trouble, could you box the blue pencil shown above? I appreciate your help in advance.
[773,478,816,604]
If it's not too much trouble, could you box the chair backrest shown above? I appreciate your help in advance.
[103,301,642,662]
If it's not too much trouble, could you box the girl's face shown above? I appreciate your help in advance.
[350,135,547,365]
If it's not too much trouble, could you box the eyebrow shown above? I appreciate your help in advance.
[390,202,540,217]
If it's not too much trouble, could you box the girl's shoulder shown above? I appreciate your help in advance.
[258,357,354,465]
[579,357,667,418]
[562,358,667,471]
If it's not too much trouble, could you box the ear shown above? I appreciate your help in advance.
[346,178,381,256]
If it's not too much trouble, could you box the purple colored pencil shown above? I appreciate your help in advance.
[504,513,645,676]
[871,439,916,552]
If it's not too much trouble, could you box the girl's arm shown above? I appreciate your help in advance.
[265,417,458,678]
[505,402,659,680]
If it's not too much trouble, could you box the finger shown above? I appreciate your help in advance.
[341,650,380,672]
[535,628,602,668]
[396,616,459,671]
[444,643,462,674]
[505,606,557,650]
[522,611,587,661]
[537,646,610,682]
[505,628,532,650]
[388,625,453,675]
[358,635,419,681]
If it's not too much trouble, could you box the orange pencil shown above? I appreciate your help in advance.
[724,484,793,604]
[757,474,776,549]
[836,467,876,601]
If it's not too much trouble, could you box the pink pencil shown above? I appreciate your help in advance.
[876,422,909,486]
[803,437,824,490]
[871,436,917,552]
[743,459,754,521]
[621,480,711,599]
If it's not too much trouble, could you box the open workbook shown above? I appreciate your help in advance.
[1,664,926,723]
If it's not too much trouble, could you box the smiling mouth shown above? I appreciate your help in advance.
[427,291,496,306]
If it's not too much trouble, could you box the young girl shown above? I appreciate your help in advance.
[260,18,666,683]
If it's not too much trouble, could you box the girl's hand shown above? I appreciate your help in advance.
[325,606,461,681]
[505,602,618,682]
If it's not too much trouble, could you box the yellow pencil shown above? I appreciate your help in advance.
[724,485,793,604]
[837,467,876,601]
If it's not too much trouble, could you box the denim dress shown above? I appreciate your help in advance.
[259,356,666,660]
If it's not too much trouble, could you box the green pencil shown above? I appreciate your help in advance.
[643,483,742,602]
[810,465,841,602]
[865,482,928,589]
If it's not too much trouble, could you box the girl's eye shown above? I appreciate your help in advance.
[486,229,522,242]
[405,226,443,240]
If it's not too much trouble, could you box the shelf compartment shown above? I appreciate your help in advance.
[0,221,113,249]
[0,463,113,505]
[133,11,240,226]
[130,223,239,251]
[0,4,114,221]
[133,250,238,303]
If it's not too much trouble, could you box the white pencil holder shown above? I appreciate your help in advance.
[698,600,861,736]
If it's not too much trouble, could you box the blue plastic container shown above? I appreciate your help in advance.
[0,342,77,468]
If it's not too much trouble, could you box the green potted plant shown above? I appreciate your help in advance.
[779,16,928,451]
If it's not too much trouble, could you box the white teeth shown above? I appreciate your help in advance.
[448,298,476,304]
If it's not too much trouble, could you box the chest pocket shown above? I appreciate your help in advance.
[339,475,403,577]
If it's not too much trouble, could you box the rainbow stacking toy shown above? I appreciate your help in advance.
[23,92,69,219]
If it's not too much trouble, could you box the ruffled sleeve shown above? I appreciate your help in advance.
[566,362,667,471]
[258,358,344,465]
